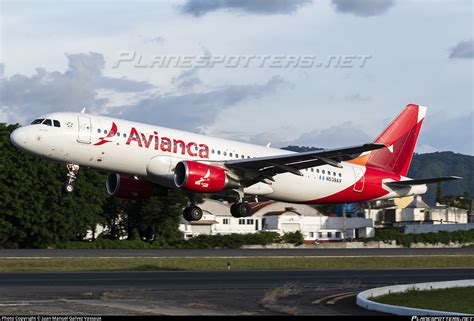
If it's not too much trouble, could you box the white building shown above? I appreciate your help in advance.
[179,199,375,242]
[364,196,469,226]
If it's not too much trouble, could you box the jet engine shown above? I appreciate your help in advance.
[106,173,159,199]
[174,161,240,193]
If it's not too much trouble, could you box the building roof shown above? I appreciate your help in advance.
[249,201,276,215]
[406,196,429,209]
[263,210,301,217]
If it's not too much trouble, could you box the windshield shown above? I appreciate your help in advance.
[31,119,44,125]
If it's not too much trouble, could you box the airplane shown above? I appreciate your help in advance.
[10,104,461,221]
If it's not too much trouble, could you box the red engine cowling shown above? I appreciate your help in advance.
[174,161,240,193]
[106,173,158,199]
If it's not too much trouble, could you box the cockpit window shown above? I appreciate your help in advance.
[43,119,52,126]
[53,120,60,127]
[31,119,44,125]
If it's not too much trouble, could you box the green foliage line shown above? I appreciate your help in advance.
[56,231,305,249]
[371,228,474,248]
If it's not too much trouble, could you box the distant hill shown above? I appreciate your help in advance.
[281,146,473,205]
[408,152,473,204]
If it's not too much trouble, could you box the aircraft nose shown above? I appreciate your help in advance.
[10,127,29,148]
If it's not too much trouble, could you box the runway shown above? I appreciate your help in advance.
[0,247,472,257]
[0,269,472,315]
[0,268,473,288]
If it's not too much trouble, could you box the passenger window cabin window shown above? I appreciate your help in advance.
[223,151,227,156]
[241,155,245,159]
[322,170,325,174]
[339,173,342,177]
[229,153,233,157]
[53,120,60,127]
[236,154,239,158]
[217,150,221,155]
[211,149,215,154]
[333,172,336,176]
[43,119,52,126]
[98,129,101,133]
[316,169,320,173]
[104,130,108,134]
[123,133,126,138]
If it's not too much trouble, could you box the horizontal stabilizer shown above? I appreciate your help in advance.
[386,176,462,187]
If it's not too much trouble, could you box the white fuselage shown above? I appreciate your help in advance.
[11,112,421,203]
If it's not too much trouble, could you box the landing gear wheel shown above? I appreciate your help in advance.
[230,203,240,218]
[183,206,203,221]
[183,207,192,221]
[230,202,251,218]
[65,184,74,193]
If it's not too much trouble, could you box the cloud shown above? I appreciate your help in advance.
[144,36,165,44]
[0,51,291,134]
[171,68,202,92]
[345,93,371,102]
[180,0,312,17]
[0,52,153,124]
[449,39,474,59]
[116,75,291,131]
[331,0,395,17]
[293,121,372,148]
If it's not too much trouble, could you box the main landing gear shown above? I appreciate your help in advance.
[230,202,251,218]
[183,193,203,222]
[65,164,80,193]
[183,205,203,222]
[230,189,252,218]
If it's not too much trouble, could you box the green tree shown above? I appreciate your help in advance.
[0,123,107,248]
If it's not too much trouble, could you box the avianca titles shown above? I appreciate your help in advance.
[10,104,462,221]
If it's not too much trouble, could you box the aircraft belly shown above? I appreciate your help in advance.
[268,171,355,203]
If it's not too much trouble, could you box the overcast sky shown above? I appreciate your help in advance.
[0,0,472,154]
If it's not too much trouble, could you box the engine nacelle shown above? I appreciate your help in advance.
[106,173,158,199]
[174,161,240,193]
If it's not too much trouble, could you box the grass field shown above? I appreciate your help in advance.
[372,286,474,314]
[0,255,472,272]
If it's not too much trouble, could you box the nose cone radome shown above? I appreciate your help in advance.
[10,127,29,149]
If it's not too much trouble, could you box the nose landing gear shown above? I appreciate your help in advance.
[65,164,80,193]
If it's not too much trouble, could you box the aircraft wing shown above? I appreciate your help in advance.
[385,176,463,187]
[225,143,385,184]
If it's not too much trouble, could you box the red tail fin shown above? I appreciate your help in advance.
[349,104,426,176]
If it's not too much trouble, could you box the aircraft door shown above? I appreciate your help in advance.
[353,167,365,193]
[77,115,91,144]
